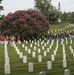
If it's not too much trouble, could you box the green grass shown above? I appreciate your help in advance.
[0,24,74,75]
[48,23,74,34]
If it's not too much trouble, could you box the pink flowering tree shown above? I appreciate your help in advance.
[0,9,49,41]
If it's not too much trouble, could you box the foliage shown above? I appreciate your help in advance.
[34,0,52,21]
[49,6,59,23]
[34,0,60,23]
[0,9,49,40]
[62,12,74,23]
[0,15,5,22]
[0,0,4,11]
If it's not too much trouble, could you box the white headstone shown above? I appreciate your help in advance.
[39,71,46,75]
[35,42,37,45]
[29,39,31,42]
[30,44,33,48]
[25,46,28,51]
[5,57,9,64]
[51,55,55,61]
[63,54,66,60]
[71,49,73,54]
[70,40,72,44]
[41,42,43,45]
[63,60,67,68]
[38,43,40,47]
[42,46,44,50]
[38,55,42,62]
[23,56,27,63]
[15,47,18,52]
[44,43,46,47]
[39,38,41,41]
[5,52,8,58]
[55,30,56,32]
[19,52,23,58]
[34,46,36,50]
[44,51,47,56]
[4,64,10,74]
[17,49,20,54]
[28,49,31,54]
[47,41,49,45]
[54,50,56,55]
[66,38,68,44]
[50,45,51,49]
[34,39,36,42]
[26,41,28,44]
[47,48,49,52]
[24,40,25,42]
[38,48,40,53]
[32,52,35,57]
[22,44,24,48]
[28,62,33,72]
[64,69,70,75]
[47,61,52,70]
[32,40,34,43]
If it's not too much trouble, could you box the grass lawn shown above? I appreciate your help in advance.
[0,23,74,75]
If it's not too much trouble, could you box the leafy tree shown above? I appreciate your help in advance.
[49,6,59,23]
[0,15,5,22]
[70,12,74,23]
[0,0,4,22]
[0,9,49,41]
[34,0,60,23]
[62,12,68,22]
[62,12,74,23]
[0,0,4,11]
[34,0,52,21]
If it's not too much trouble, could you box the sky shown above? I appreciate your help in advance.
[0,0,74,15]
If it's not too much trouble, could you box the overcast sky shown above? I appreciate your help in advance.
[0,0,74,15]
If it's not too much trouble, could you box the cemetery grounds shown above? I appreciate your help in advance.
[0,23,74,75]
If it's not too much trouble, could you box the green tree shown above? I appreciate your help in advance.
[62,12,74,23]
[0,0,4,11]
[62,12,68,22]
[34,0,60,23]
[0,0,4,22]
[49,6,59,23]
[70,12,74,23]
[34,0,52,21]
[0,15,5,22]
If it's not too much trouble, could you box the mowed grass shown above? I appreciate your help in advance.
[0,23,74,75]
[49,23,74,34]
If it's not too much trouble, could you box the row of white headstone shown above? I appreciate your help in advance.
[51,40,58,61]
[6,43,71,75]
[4,41,10,74]
[61,39,67,68]
[13,42,52,72]
[48,24,74,34]
[22,40,51,49]
[69,45,74,58]
[18,38,74,69]
[22,39,54,52]
[4,35,74,74]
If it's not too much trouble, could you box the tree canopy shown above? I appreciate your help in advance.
[34,0,60,23]
[0,9,49,40]
[0,0,4,11]
[34,0,51,20]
